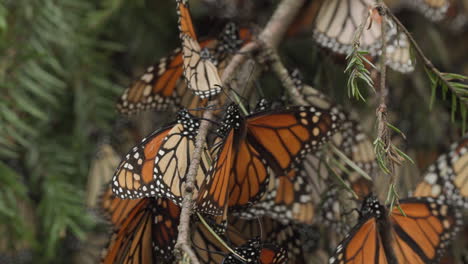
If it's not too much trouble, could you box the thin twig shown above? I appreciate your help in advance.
[174,0,305,262]
[384,5,464,105]
[268,52,307,105]
[221,0,306,85]
[352,8,372,48]
[258,0,305,47]
[255,0,306,105]
[174,100,216,264]
[375,2,393,176]
[378,6,387,104]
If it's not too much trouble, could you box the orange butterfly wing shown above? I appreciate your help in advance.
[101,188,143,228]
[228,133,269,210]
[177,0,222,98]
[247,106,344,173]
[102,198,153,264]
[197,105,270,216]
[197,132,234,215]
[330,197,461,264]
[330,218,389,264]
[390,198,461,263]
[198,105,344,217]
[112,125,173,199]
[101,197,180,264]
[176,0,197,40]
[116,49,183,114]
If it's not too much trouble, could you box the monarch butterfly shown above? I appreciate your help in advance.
[116,23,252,115]
[236,93,315,225]
[329,195,461,264]
[177,0,222,98]
[100,194,290,264]
[414,135,468,208]
[197,103,345,216]
[111,109,210,206]
[101,196,180,264]
[238,71,378,225]
[289,0,414,73]
[101,188,145,228]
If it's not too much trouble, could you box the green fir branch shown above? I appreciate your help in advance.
[427,69,468,132]
[345,49,376,101]
[373,123,414,176]
[384,7,468,132]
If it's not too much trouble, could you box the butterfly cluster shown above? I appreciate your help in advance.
[100,0,466,264]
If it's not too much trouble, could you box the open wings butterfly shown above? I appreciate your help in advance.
[197,103,345,217]
[240,72,375,225]
[329,195,462,264]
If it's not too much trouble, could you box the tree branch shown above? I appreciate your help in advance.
[174,0,305,262]
[258,0,305,47]
[385,5,468,107]
[376,2,393,177]
[268,51,307,105]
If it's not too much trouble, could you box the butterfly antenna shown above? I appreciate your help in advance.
[221,85,249,116]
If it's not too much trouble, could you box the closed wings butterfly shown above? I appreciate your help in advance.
[290,0,414,72]
[177,0,222,98]
[101,188,145,228]
[329,195,462,264]
[197,103,345,217]
[101,196,180,264]
[116,22,252,115]
[239,168,315,225]
[414,134,468,208]
[112,110,210,206]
